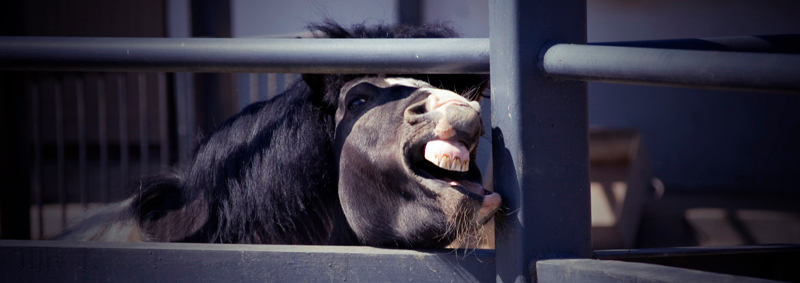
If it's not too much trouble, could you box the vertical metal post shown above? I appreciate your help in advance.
[98,75,109,202]
[249,73,259,103]
[259,73,269,100]
[397,0,422,26]
[0,0,31,240]
[31,82,43,239]
[236,73,248,109]
[275,73,285,95]
[489,0,590,282]
[174,72,195,163]
[158,73,170,169]
[118,74,129,190]
[55,77,67,228]
[138,73,149,176]
[191,0,233,135]
[76,76,87,207]
[167,0,194,163]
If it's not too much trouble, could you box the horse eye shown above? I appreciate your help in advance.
[348,98,367,110]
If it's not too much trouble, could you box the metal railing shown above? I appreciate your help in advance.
[2,37,798,92]
[0,37,489,74]
[23,72,173,238]
[1,0,799,281]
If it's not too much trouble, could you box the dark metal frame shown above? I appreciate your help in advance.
[1,0,799,281]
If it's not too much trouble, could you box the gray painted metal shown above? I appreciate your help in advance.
[489,0,591,282]
[595,34,800,54]
[536,259,782,283]
[594,244,800,260]
[594,245,800,282]
[0,240,495,282]
[0,37,490,74]
[97,76,109,202]
[31,83,43,239]
[541,44,800,93]
[2,36,799,94]
[138,74,149,175]
[76,78,87,206]
[54,79,66,228]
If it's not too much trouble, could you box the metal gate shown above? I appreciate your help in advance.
[1,0,799,282]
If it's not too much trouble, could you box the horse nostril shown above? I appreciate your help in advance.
[409,102,427,115]
[404,100,429,124]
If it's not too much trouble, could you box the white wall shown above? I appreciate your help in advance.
[587,0,800,41]
[423,0,488,37]
[232,0,396,37]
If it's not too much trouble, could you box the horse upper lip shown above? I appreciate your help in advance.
[434,100,469,110]
[424,89,481,113]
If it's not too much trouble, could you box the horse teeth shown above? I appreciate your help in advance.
[424,152,469,172]
[440,154,450,169]
[424,140,470,172]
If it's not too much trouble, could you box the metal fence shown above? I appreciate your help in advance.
[17,71,299,239]
[25,72,172,238]
[1,0,800,281]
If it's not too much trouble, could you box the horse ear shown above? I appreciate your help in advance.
[131,175,184,222]
[302,74,338,115]
[302,74,326,95]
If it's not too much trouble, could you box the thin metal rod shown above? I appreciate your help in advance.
[173,72,194,163]
[268,74,277,99]
[249,73,258,103]
[76,76,87,207]
[30,82,43,239]
[138,73,148,176]
[0,37,489,74]
[275,73,285,95]
[97,75,108,202]
[541,44,800,93]
[54,76,67,228]
[158,73,169,169]
[259,73,269,100]
[118,74,129,191]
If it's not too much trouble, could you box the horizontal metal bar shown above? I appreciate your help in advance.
[594,34,800,54]
[0,37,489,74]
[4,36,799,93]
[541,44,800,93]
[537,259,777,283]
[0,240,495,282]
[593,245,800,281]
[594,244,800,260]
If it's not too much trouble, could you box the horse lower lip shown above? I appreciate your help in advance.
[412,158,484,195]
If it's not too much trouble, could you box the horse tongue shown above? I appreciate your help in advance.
[449,180,487,196]
[424,140,469,172]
